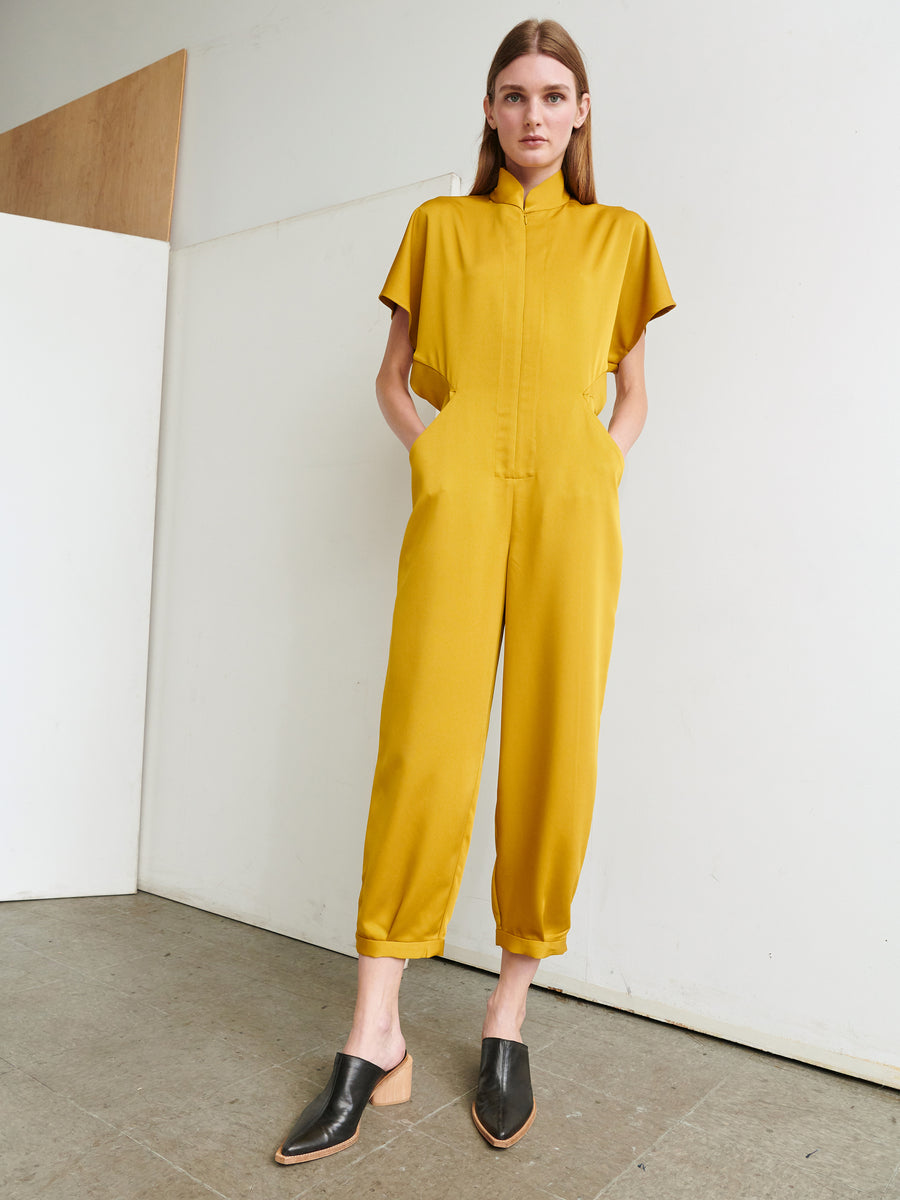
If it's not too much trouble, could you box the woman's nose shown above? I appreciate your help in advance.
[525,100,542,126]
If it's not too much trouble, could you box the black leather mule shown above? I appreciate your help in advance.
[471,1037,536,1148]
[275,1050,412,1163]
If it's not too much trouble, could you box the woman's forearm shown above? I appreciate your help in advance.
[376,371,426,453]
[607,331,649,456]
[607,384,647,457]
[376,307,424,453]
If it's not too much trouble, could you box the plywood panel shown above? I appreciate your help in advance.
[0,50,185,240]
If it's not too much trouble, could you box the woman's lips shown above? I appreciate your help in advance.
[521,137,546,145]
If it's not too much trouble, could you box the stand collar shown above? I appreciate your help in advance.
[490,166,571,212]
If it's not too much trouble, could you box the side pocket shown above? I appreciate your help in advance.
[408,390,455,463]
[408,414,437,463]
[602,424,626,481]
[583,394,625,485]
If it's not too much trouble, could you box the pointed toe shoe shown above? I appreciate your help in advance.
[275,1050,412,1164]
[471,1036,536,1149]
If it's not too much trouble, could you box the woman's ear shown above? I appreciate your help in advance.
[483,95,495,128]
[574,91,591,129]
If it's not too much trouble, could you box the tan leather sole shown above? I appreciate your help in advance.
[471,1098,537,1148]
[275,1129,359,1164]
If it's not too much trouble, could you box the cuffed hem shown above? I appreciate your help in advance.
[495,928,568,958]
[356,934,445,959]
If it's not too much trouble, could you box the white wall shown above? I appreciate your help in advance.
[0,214,169,899]
[1,0,898,1087]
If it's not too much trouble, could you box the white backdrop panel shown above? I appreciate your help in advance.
[0,213,169,899]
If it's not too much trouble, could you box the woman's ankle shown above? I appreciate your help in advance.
[345,954,406,1068]
[342,1022,406,1071]
[481,987,526,1042]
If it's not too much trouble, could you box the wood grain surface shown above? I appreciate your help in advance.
[0,49,186,240]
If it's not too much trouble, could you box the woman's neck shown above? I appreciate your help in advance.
[502,160,563,202]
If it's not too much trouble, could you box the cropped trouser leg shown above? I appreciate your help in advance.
[356,466,512,958]
[492,474,623,957]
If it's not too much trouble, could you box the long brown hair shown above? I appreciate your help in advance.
[470,19,596,205]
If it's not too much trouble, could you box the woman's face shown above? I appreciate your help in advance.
[484,53,590,183]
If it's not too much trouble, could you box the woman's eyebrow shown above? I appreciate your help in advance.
[496,82,572,93]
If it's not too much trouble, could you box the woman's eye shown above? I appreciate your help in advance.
[505,93,521,102]
[547,93,564,103]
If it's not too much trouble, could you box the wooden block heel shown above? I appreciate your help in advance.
[369,1052,413,1106]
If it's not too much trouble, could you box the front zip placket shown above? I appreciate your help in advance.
[493,205,527,479]
[492,187,556,480]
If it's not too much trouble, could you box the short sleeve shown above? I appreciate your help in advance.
[379,206,427,348]
[607,216,676,373]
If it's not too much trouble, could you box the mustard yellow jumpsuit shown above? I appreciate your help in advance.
[356,167,675,960]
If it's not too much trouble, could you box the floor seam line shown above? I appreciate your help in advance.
[408,1087,476,1127]
[8,1067,121,1132]
[120,1131,231,1198]
[591,1075,731,1199]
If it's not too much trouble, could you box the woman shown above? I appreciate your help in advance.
[276,17,674,1163]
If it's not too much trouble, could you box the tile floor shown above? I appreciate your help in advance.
[0,892,897,1200]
